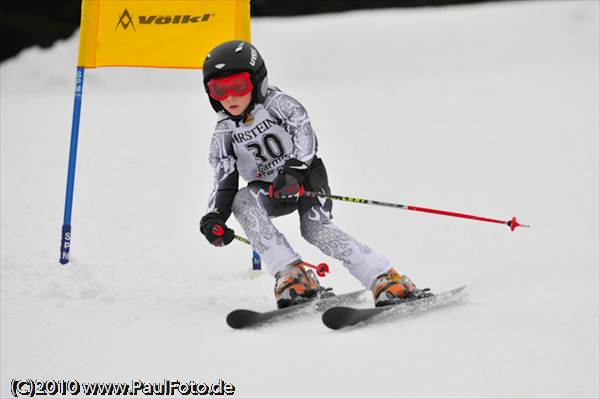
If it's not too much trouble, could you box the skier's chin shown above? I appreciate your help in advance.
[226,105,244,116]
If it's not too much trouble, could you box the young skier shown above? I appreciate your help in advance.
[199,40,430,308]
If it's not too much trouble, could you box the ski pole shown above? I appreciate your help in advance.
[303,191,530,231]
[230,235,261,270]
[233,234,330,277]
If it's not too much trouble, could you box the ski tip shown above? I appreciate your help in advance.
[321,307,355,330]
[452,285,468,295]
[226,309,260,329]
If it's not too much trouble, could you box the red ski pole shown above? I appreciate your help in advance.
[303,191,530,231]
[233,234,330,277]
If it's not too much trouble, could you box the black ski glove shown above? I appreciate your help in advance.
[199,211,235,247]
[269,159,308,205]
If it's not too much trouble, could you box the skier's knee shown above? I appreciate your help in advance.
[300,221,312,243]
[300,212,324,245]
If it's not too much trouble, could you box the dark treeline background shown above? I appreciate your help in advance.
[0,0,511,62]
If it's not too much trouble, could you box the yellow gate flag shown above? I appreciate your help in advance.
[77,0,251,69]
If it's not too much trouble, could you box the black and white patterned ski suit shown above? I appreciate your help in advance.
[206,87,391,289]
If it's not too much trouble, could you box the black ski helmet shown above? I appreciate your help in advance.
[202,40,268,114]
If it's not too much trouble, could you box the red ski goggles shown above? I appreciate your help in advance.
[207,72,253,101]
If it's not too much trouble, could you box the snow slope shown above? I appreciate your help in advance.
[1,1,598,397]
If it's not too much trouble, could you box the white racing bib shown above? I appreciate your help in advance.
[231,104,295,182]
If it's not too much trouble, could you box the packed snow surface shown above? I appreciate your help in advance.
[1,1,598,397]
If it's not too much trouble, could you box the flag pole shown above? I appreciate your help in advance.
[59,66,85,265]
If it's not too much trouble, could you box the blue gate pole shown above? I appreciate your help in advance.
[252,250,261,271]
[60,67,86,265]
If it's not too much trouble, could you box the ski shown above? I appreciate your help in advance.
[322,285,467,330]
[226,289,367,329]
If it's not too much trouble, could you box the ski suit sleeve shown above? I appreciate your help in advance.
[268,92,318,165]
[206,121,238,221]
